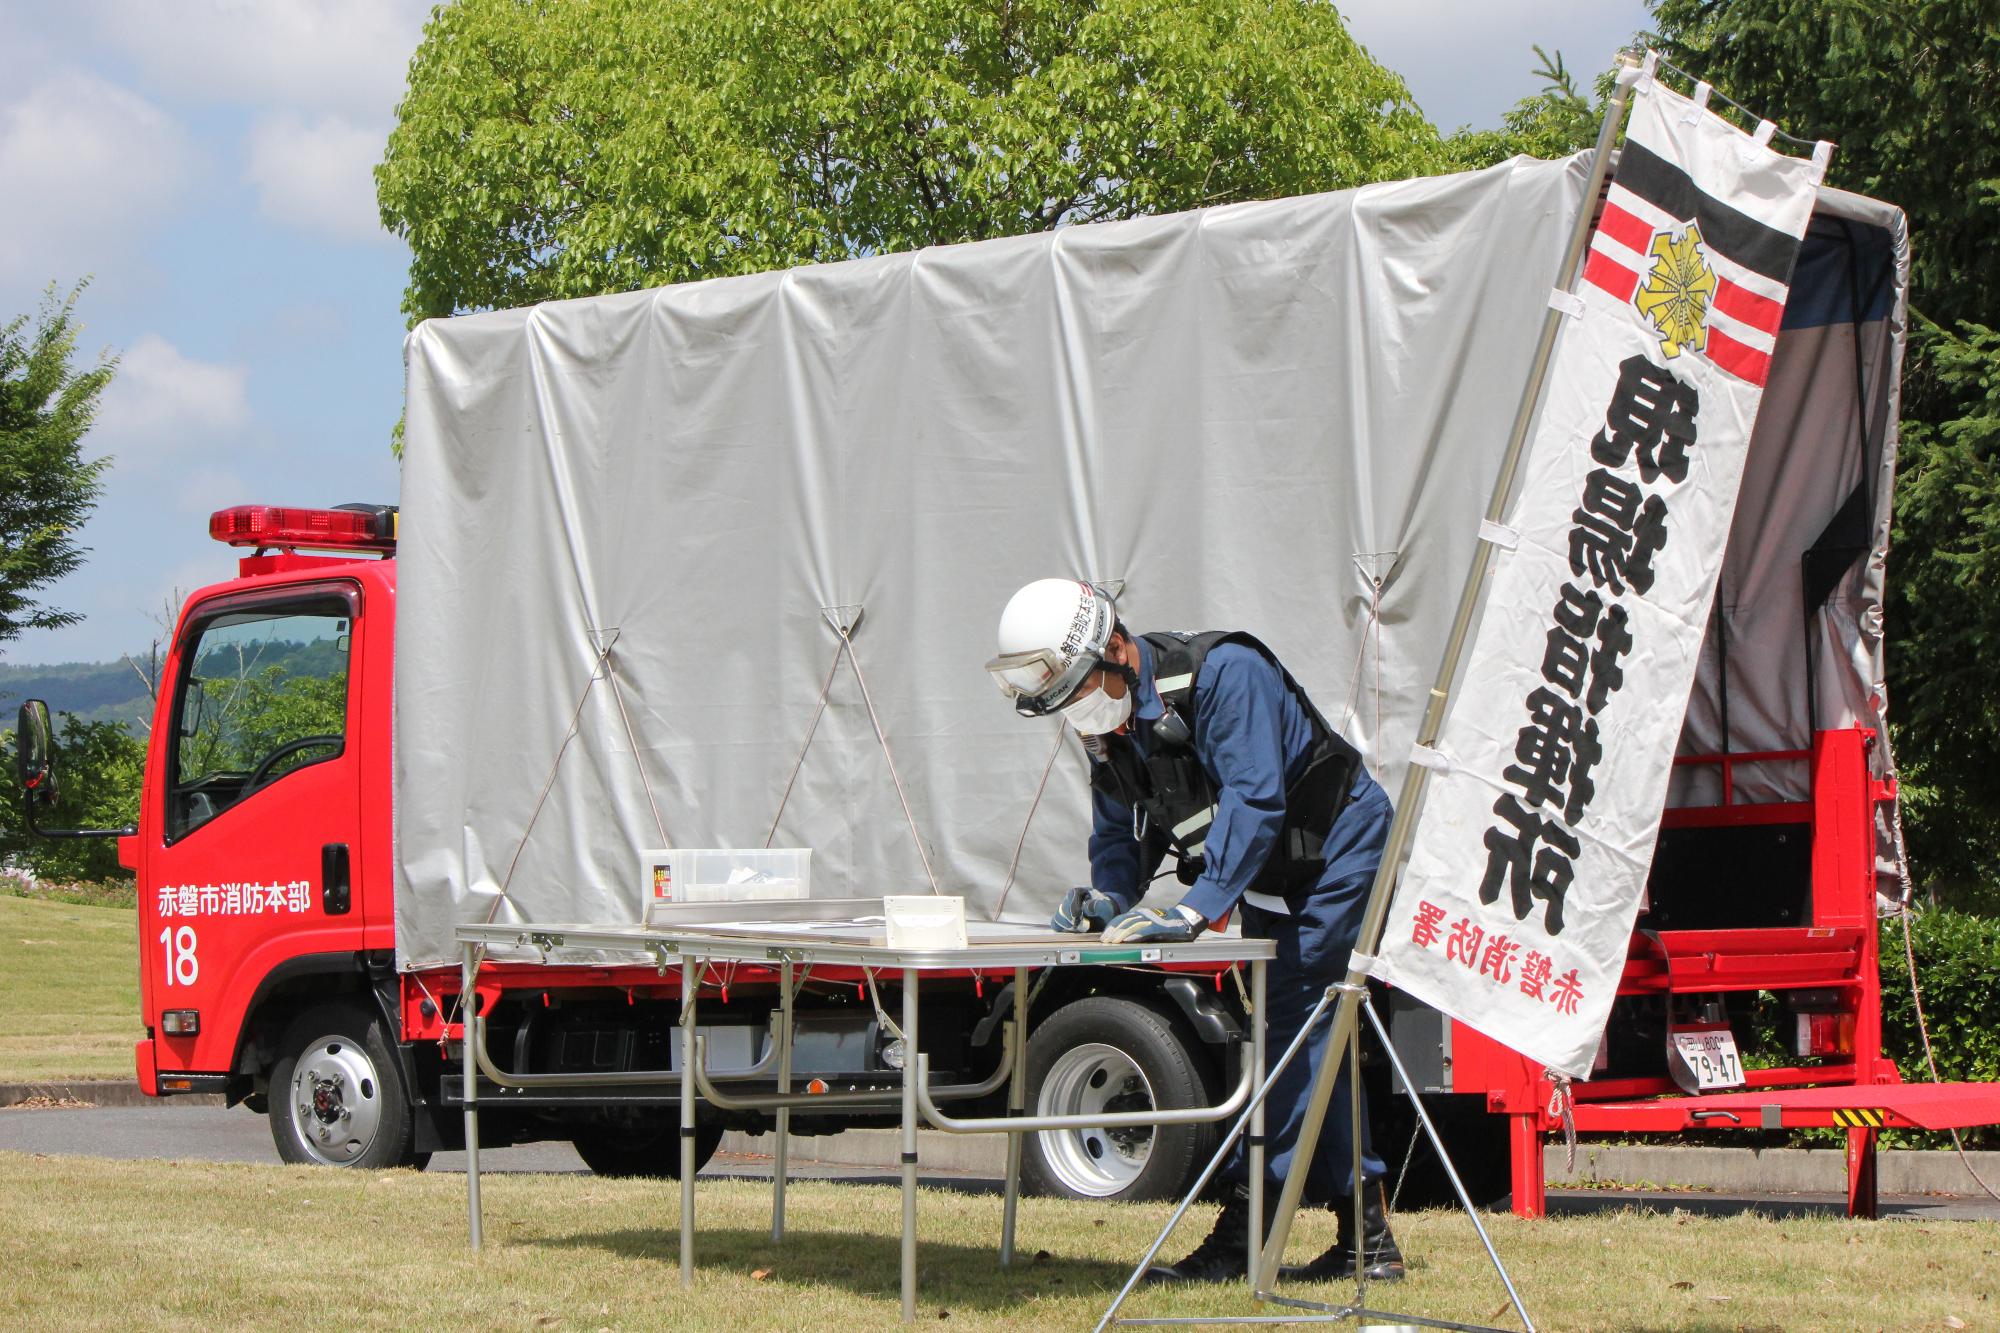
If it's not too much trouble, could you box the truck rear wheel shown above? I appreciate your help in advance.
[1020,995,1220,1202]
[269,1002,428,1170]
[571,1117,724,1178]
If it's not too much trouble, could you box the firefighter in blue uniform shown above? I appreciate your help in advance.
[987,578,1403,1284]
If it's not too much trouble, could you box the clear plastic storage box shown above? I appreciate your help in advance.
[641,847,810,921]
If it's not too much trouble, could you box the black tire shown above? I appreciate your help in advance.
[269,1002,428,1170]
[1020,995,1222,1202]
[571,1118,724,1179]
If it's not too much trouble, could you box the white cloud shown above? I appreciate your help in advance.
[84,0,430,123]
[93,335,252,460]
[0,69,193,286]
[245,112,392,245]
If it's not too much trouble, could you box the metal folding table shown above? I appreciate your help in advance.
[453,914,1275,1321]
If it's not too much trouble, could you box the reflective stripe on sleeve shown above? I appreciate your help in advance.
[1173,806,1216,840]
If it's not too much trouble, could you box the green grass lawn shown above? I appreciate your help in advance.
[0,894,139,1082]
[0,1153,1992,1330]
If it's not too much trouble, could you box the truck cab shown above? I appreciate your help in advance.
[123,505,406,1161]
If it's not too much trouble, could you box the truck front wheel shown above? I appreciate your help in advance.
[269,1002,428,1170]
[1020,996,1220,1202]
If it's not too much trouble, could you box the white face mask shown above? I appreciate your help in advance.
[1061,684,1133,736]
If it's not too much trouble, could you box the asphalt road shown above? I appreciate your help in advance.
[0,1104,968,1184]
[4,1104,1999,1223]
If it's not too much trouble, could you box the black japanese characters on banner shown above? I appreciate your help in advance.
[1405,352,1700,1018]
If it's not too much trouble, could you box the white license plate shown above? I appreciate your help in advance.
[1672,1029,1745,1090]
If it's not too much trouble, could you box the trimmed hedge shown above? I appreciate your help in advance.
[1878,906,2000,1149]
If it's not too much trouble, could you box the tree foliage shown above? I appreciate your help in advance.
[1651,0,2000,890]
[0,283,115,647]
[180,664,346,782]
[377,0,1449,319]
[0,714,143,882]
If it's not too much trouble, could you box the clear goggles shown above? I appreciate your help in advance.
[985,647,1101,718]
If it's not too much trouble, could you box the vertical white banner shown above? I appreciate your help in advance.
[1367,73,1826,1078]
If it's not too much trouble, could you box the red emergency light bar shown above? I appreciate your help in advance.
[209,504,397,554]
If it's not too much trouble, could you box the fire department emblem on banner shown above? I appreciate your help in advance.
[1634,223,1715,358]
[1366,66,1827,1079]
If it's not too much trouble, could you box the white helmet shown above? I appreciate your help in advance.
[986,578,1117,716]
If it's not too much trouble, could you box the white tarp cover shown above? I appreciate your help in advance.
[394,151,1903,974]
[1368,77,1825,1077]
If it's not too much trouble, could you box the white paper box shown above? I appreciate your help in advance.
[885,895,967,951]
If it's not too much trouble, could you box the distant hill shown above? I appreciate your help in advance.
[1,639,345,738]
[0,659,155,734]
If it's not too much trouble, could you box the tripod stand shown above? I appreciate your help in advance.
[1094,981,1533,1332]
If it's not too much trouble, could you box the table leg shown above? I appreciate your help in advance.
[1246,958,1266,1290]
[773,958,793,1242]
[462,942,482,1251]
[1000,967,1028,1266]
[901,968,920,1322]
[681,955,698,1288]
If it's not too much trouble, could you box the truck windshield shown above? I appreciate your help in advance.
[167,596,351,840]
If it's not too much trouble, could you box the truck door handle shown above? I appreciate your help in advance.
[322,843,351,915]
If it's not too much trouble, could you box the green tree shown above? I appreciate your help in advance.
[0,283,115,647]
[1650,0,2000,894]
[181,664,347,780]
[0,714,143,882]
[377,0,1448,319]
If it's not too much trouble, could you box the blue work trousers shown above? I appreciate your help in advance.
[1226,773,1392,1202]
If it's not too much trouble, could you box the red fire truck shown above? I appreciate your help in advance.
[16,159,2000,1217]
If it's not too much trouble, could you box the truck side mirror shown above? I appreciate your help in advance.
[15,700,57,807]
[180,678,208,740]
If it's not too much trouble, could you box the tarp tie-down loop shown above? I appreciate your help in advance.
[863,967,908,1043]
[766,638,847,848]
[1547,1073,1578,1174]
[441,943,486,1058]
[761,609,941,895]
[496,629,667,906]
[599,634,669,849]
[989,722,1070,920]
[1343,551,1394,744]
[832,613,942,895]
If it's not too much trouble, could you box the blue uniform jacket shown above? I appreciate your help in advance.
[1088,635,1332,924]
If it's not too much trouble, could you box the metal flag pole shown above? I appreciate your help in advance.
[1250,51,1645,1300]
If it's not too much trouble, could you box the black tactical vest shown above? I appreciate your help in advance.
[1087,631,1364,902]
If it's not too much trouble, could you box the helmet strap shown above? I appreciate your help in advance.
[1104,622,1139,693]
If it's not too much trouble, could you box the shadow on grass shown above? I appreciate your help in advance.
[525,1224,1142,1312]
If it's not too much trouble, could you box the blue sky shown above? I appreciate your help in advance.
[0,0,1652,667]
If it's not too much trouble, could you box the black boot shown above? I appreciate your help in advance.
[1282,1180,1405,1284]
[1145,1185,1278,1284]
